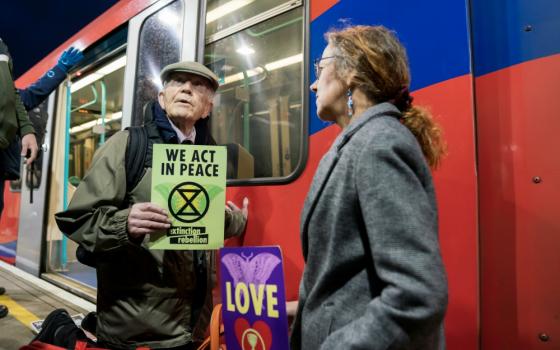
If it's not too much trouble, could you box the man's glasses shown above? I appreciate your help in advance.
[313,56,338,80]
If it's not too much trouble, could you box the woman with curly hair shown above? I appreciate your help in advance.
[291,25,448,349]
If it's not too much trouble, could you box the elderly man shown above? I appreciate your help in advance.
[54,61,248,350]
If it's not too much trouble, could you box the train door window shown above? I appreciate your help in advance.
[45,53,126,289]
[132,0,184,126]
[68,55,126,182]
[204,4,304,181]
[205,0,290,39]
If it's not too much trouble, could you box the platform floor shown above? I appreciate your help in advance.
[0,261,95,350]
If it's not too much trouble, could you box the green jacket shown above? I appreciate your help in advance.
[55,127,246,349]
[0,39,34,148]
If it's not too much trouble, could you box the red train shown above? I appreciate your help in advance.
[1,0,558,348]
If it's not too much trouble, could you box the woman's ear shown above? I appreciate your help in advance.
[345,70,357,90]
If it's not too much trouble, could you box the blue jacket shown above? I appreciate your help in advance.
[19,63,67,111]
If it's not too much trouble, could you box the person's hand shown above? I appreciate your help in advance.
[286,300,299,317]
[227,197,249,222]
[58,47,84,71]
[127,203,171,239]
[224,197,249,237]
[21,133,38,165]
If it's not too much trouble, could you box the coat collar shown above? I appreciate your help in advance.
[332,102,401,152]
[144,101,215,146]
[151,102,179,144]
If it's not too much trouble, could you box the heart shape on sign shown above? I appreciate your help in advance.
[234,318,273,350]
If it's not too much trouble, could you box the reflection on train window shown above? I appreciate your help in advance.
[68,55,126,184]
[132,0,183,126]
[205,0,288,38]
[205,8,304,179]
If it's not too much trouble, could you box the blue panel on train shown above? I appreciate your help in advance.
[471,0,560,76]
[308,0,471,135]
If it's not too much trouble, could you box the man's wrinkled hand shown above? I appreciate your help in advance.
[225,197,249,237]
[227,197,249,221]
[21,133,38,165]
[127,202,172,239]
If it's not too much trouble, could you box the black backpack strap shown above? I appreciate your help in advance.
[125,122,163,194]
[125,126,149,193]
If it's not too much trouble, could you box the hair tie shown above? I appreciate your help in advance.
[392,86,413,112]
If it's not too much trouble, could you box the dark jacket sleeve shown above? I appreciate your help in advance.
[14,88,34,136]
[55,131,134,254]
[0,39,34,138]
[321,139,448,350]
[0,61,18,148]
[19,64,67,110]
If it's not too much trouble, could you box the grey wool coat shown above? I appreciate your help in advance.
[290,103,448,350]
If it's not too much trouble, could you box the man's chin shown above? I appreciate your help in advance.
[169,107,193,118]
[168,111,204,126]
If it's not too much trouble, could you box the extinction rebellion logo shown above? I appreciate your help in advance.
[167,181,209,244]
[168,181,210,223]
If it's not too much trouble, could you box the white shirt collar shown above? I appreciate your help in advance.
[167,116,196,144]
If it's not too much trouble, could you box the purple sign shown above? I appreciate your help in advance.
[220,246,289,350]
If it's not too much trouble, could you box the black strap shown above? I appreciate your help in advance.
[125,126,149,193]
[29,161,33,203]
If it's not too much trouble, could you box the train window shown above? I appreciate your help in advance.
[67,55,126,183]
[205,0,290,39]
[132,0,184,126]
[43,53,126,288]
[204,7,304,180]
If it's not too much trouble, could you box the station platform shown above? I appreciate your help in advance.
[0,260,95,350]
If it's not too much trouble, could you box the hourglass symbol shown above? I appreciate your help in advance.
[241,328,266,350]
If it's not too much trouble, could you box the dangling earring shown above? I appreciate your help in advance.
[347,89,354,118]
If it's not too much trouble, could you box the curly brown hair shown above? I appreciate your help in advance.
[327,25,447,168]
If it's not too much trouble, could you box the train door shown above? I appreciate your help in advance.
[41,37,128,298]
[39,0,199,298]
[14,94,57,275]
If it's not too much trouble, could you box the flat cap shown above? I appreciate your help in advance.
[160,61,220,90]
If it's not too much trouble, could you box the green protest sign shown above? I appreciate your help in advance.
[150,144,227,250]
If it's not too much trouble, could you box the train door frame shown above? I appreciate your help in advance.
[15,93,57,276]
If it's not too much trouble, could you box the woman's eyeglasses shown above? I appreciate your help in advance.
[313,56,338,79]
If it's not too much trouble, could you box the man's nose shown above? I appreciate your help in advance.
[179,81,193,93]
